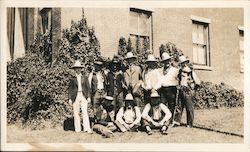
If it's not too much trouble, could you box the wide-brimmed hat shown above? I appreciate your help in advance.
[161,52,172,62]
[124,52,137,60]
[145,54,158,63]
[105,96,114,101]
[94,60,103,65]
[125,93,134,101]
[179,55,190,63]
[70,60,84,69]
[150,91,160,98]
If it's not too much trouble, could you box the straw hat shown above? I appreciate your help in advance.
[150,91,160,98]
[70,60,84,69]
[125,93,134,101]
[145,54,158,63]
[161,52,172,62]
[124,52,137,60]
[179,55,190,63]
[105,96,114,101]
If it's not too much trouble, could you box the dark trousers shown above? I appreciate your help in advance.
[175,86,194,126]
[93,90,106,120]
[114,92,124,114]
[160,86,177,123]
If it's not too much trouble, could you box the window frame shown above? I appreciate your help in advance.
[191,15,212,70]
[238,26,244,73]
[129,8,153,52]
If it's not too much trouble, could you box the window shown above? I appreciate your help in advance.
[40,8,52,34]
[192,19,210,67]
[129,8,152,53]
[239,28,244,72]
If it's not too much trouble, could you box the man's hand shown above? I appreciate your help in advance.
[69,99,72,105]
[124,123,130,130]
[152,121,159,127]
[107,122,114,127]
[129,123,135,129]
[87,98,91,103]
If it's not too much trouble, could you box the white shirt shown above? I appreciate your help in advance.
[142,68,162,90]
[116,106,141,125]
[142,103,172,123]
[96,71,104,89]
[76,73,82,92]
[160,66,179,87]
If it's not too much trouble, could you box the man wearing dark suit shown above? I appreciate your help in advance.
[68,60,91,133]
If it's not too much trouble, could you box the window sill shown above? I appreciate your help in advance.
[193,65,213,71]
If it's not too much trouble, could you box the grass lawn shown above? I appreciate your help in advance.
[7,107,244,143]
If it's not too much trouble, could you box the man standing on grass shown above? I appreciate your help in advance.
[159,52,180,125]
[141,90,172,135]
[115,93,141,132]
[173,55,201,128]
[89,59,107,124]
[124,52,143,109]
[93,96,117,138]
[68,60,92,133]
[142,54,162,104]
[106,56,126,113]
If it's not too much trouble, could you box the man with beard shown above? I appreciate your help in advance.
[141,90,172,135]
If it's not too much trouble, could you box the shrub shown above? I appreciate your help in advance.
[7,11,100,129]
[194,82,244,109]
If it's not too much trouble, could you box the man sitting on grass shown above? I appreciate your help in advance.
[141,90,172,135]
[115,93,141,132]
[92,96,117,138]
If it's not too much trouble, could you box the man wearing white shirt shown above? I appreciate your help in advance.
[159,52,180,124]
[142,54,162,104]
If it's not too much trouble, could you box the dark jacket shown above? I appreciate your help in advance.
[106,71,125,97]
[91,71,107,96]
[68,75,90,102]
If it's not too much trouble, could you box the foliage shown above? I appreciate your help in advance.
[7,10,100,129]
[194,82,244,109]
[118,37,127,57]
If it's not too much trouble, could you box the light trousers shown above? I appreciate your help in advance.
[73,92,91,132]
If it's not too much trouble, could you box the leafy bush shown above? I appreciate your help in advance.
[7,11,100,129]
[194,82,244,109]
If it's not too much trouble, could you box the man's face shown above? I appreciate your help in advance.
[125,100,134,110]
[94,64,102,72]
[126,58,136,65]
[163,59,171,68]
[147,62,157,69]
[74,68,82,74]
[150,97,160,107]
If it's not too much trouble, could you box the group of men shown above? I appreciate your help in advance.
[68,51,201,138]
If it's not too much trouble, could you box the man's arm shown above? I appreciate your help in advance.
[142,104,154,123]
[116,108,126,125]
[132,106,142,125]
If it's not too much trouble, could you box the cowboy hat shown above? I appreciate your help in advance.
[150,91,160,98]
[145,54,158,63]
[161,52,172,62]
[179,55,190,63]
[124,52,137,60]
[125,93,134,101]
[70,60,84,69]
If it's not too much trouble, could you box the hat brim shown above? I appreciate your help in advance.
[124,56,137,60]
[161,58,171,62]
[94,62,103,65]
[146,60,158,63]
[180,59,190,63]
[70,66,84,69]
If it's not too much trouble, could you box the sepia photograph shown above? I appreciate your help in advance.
[1,1,249,151]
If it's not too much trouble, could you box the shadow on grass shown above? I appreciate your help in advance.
[183,123,244,138]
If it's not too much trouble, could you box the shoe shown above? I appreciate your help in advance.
[171,121,180,127]
[161,130,168,135]
[147,130,153,135]
[187,125,193,128]
[85,129,93,134]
